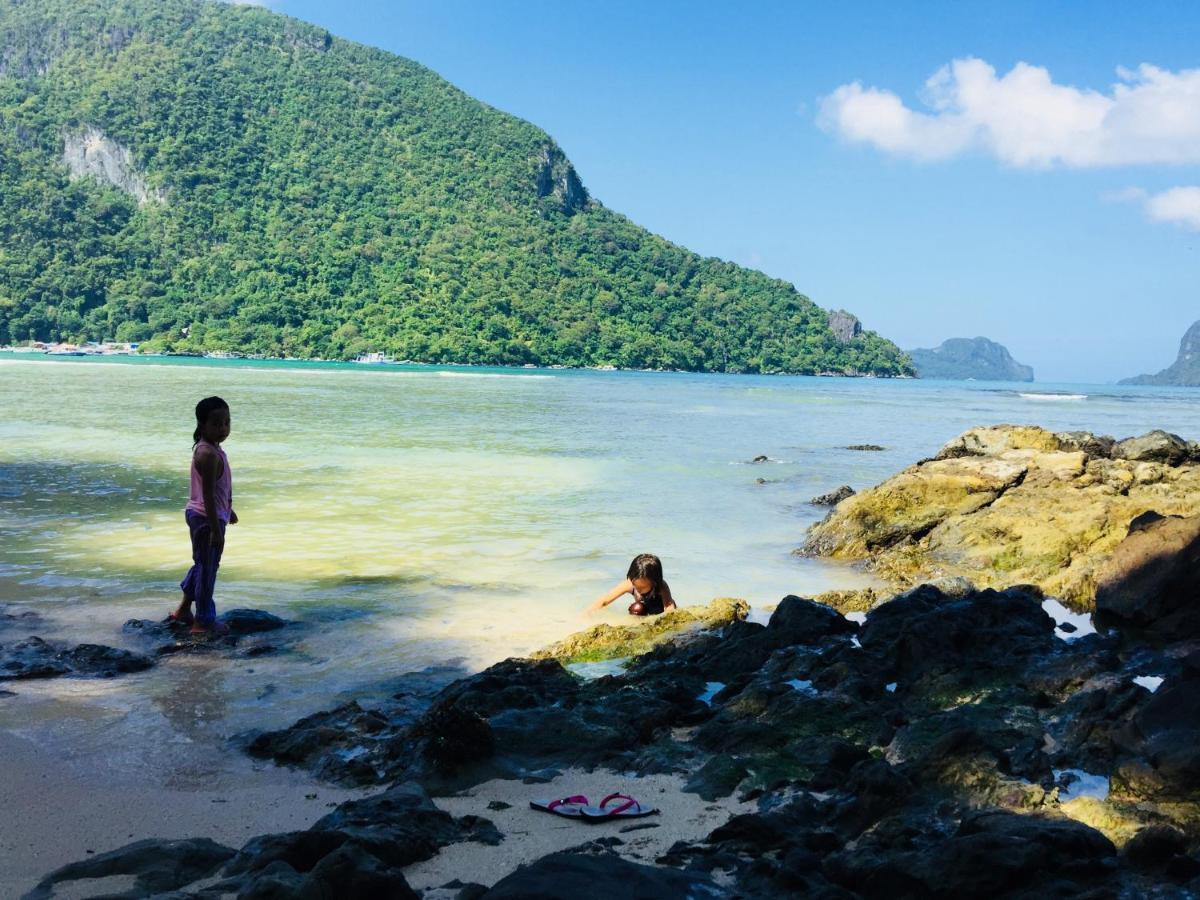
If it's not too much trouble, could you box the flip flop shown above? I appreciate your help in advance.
[529,795,589,818]
[579,793,659,822]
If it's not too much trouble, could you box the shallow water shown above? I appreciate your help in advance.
[2,355,1200,771]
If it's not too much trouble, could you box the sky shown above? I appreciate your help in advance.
[245,0,1200,383]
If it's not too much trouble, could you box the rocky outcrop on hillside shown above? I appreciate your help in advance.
[801,425,1200,606]
[907,336,1034,381]
[61,126,166,206]
[1122,320,1200,386]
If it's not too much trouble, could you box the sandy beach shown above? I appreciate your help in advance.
[0,729,371,898]
[404,768,755,894]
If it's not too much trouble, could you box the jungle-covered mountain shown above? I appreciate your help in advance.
[0,0,912,374]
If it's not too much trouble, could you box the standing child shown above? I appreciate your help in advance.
[171,396,237,635]
[587,553,677,616]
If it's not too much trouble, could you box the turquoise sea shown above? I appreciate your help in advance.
[2,353,1199,780]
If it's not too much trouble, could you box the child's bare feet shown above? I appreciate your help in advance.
[168,602,194,627]
[189,621,230,637]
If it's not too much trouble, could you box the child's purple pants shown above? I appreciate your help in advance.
[180,509,225,626]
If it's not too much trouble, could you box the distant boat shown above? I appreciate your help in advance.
[354,352,397,365]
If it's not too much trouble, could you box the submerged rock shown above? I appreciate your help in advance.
[801,424,1200,607]
[0,635,154,680]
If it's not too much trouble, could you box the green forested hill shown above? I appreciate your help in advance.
[0,0,912,374]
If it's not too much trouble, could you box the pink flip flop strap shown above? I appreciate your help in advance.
[548,794,588,811]
[598,792,639,816]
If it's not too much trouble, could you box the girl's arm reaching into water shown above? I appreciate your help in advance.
[587,579,632,614]
[661,582,677,612]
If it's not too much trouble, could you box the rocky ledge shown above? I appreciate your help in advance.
[31,516,1200,897]
[801,424,1200,607]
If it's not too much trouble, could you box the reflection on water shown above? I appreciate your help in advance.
[2,356,1200,771]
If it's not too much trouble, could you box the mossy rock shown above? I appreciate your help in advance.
[532,597,749,664]
[802,425,1200,608]
[814,587,878,614]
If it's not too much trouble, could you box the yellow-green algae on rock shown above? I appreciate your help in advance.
[531,597,749,664]
[801,425,1200,608]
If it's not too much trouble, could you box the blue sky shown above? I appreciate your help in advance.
[258,0,1200,383]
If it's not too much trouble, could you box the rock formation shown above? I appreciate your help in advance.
[61,126,166,206]
[801,425,1200,606]
[907,336,1034,381]
[1122,320,1200,386]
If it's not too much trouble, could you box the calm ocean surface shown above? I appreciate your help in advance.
[2,354,1199,773]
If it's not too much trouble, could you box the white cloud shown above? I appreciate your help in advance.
[819,59,1200,168]
[1107,185,1200,230]
[1144,186,1200,230]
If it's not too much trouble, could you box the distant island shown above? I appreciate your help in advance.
[907,337,1034,382]
[0,0,913,376]
[1120,320,1200,386]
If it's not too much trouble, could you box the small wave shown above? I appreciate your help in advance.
[435,371,555,380]
[1018,392,1088,401]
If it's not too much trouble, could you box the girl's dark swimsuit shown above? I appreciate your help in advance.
[630,585,664,615]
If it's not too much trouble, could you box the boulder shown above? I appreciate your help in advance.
[1113,430,1190,466]
[1094,514,1200,637]
[802,425,1200,607]
[219,608,288,634]
[768,596,857,645]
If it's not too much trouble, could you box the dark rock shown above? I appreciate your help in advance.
[480,851,719,899]
[1094,514,1200,637]
[219,608,288,635]
[25,837,235,899]
[1112,430,1190,465]
[752,454,769,463]
[0,603,45,632]
[0,635,153,680]
[1122,824,1188,869]
[1055,430,1116,459]
[845,444,886,451]
[769,596,857,645]
[1111,670,1200,801]
[811,485,855,505]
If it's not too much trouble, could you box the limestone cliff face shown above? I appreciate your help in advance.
[535,142,588,215]
[827,310,862,343]
[1121,320,1200,386]
[907,336,1033,382]
[61,127,165,206]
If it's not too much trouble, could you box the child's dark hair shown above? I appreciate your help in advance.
[626,553,663,586]
[193,396,229,445]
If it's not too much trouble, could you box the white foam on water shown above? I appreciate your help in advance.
[436,371,555,379]
[851,636,862,649]
[1042,598,1096,640]
[885,682,897,693]
[1019,392,1088,401]
[746,606,773,626]
[845,612,867,624]
[1054,768,1109,801]
[697,681,725,706]
[787,679,817,695]
[1133,675,1164,693]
